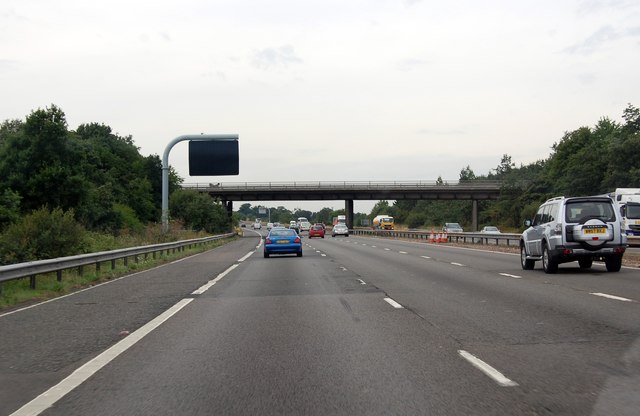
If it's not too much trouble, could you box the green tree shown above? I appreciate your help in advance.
[170,190,229,233]
[459,165,476,182]
[0,207,86,264]
[370,201,391,218]
[0,189,21,230]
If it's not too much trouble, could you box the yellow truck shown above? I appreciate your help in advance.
[373,215,394,230]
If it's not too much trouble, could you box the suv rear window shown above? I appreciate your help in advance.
[565,201,616,223]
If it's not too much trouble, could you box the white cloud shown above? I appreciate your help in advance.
[1,0,639,211]
[251,45,303,70]
[563,25,640,54]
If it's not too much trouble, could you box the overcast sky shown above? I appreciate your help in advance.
[2,0,639,213]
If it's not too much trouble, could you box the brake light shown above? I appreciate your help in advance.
[563,249,573,255]
[294,237,301,243]
[614,247,626,254]
[265,238,272,244]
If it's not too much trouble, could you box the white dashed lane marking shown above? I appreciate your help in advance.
[590,293,634,302]
[458,350,518,387]
[384,297,404,309]
[499,273,522,279]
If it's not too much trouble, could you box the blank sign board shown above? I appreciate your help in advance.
[188,140,239,176]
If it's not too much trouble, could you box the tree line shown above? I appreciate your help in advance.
[384,104,640,231]
[1,103,637,263]
[0,105,231,264]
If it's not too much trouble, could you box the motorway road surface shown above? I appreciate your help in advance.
[1,230,639,415]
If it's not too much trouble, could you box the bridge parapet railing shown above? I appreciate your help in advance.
[183,180,504,191]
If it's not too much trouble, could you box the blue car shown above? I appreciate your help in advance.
[264,228,303,258]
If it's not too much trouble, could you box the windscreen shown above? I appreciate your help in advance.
[626,203,640,219]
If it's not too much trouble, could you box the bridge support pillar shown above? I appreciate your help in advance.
[472,199,478,231]
[225,200,233,231]
[345,199,354,229]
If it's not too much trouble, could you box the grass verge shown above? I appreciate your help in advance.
[0,235,238,312]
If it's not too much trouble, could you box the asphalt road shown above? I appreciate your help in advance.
[1,230,639,415]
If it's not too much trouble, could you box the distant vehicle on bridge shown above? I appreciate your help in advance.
[332,215,346,226]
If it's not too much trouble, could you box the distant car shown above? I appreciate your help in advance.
[264,228,303,258]
[314,223,326,229]
[253,222,262,230]
[332,223,349,237]
[240,223,246,228]
[481,226,501,234]
[309,225,325,238]
[289,221,299,231]
[299,221,311,232]
[267,222,274,230]
[274,222,281,227]
[443,223,463,233]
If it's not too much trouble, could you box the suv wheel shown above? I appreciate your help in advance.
[520,244,535,270]
[542,243,558,274]
[605,254,622,272]
[578,258,593,269]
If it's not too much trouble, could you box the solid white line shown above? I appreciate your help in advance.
[384,297,404,309]
[238,252,254,262]
[590,292,634,302]
[451,262,465,267]
[458,350,518,387]
[191,264,239,295]
[399,251,408,254]
[420,256,431,259]
[499,273,522,279]
[357,279,366,285]
[11,298,194,416]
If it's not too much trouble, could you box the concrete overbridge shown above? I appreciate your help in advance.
[183,180,503,230]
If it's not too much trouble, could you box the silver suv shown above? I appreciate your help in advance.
[520,196,627,273]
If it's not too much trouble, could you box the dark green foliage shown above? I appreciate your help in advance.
[0,106,181,234]
[0,189,21,230]
[0,207,86,264]
[393,104,640,230]
[170,190,230,233]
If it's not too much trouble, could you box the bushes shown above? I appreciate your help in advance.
[170,190,230,233]
[0,207,87,265]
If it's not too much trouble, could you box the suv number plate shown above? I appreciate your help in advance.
[584,228,606,234]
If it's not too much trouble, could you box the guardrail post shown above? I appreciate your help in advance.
[96,262,101,274]
[57,270,62,282]
[124,257,128,267]
[111,259,116,270]
[30,275,36,289]
[78,266,84,277]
